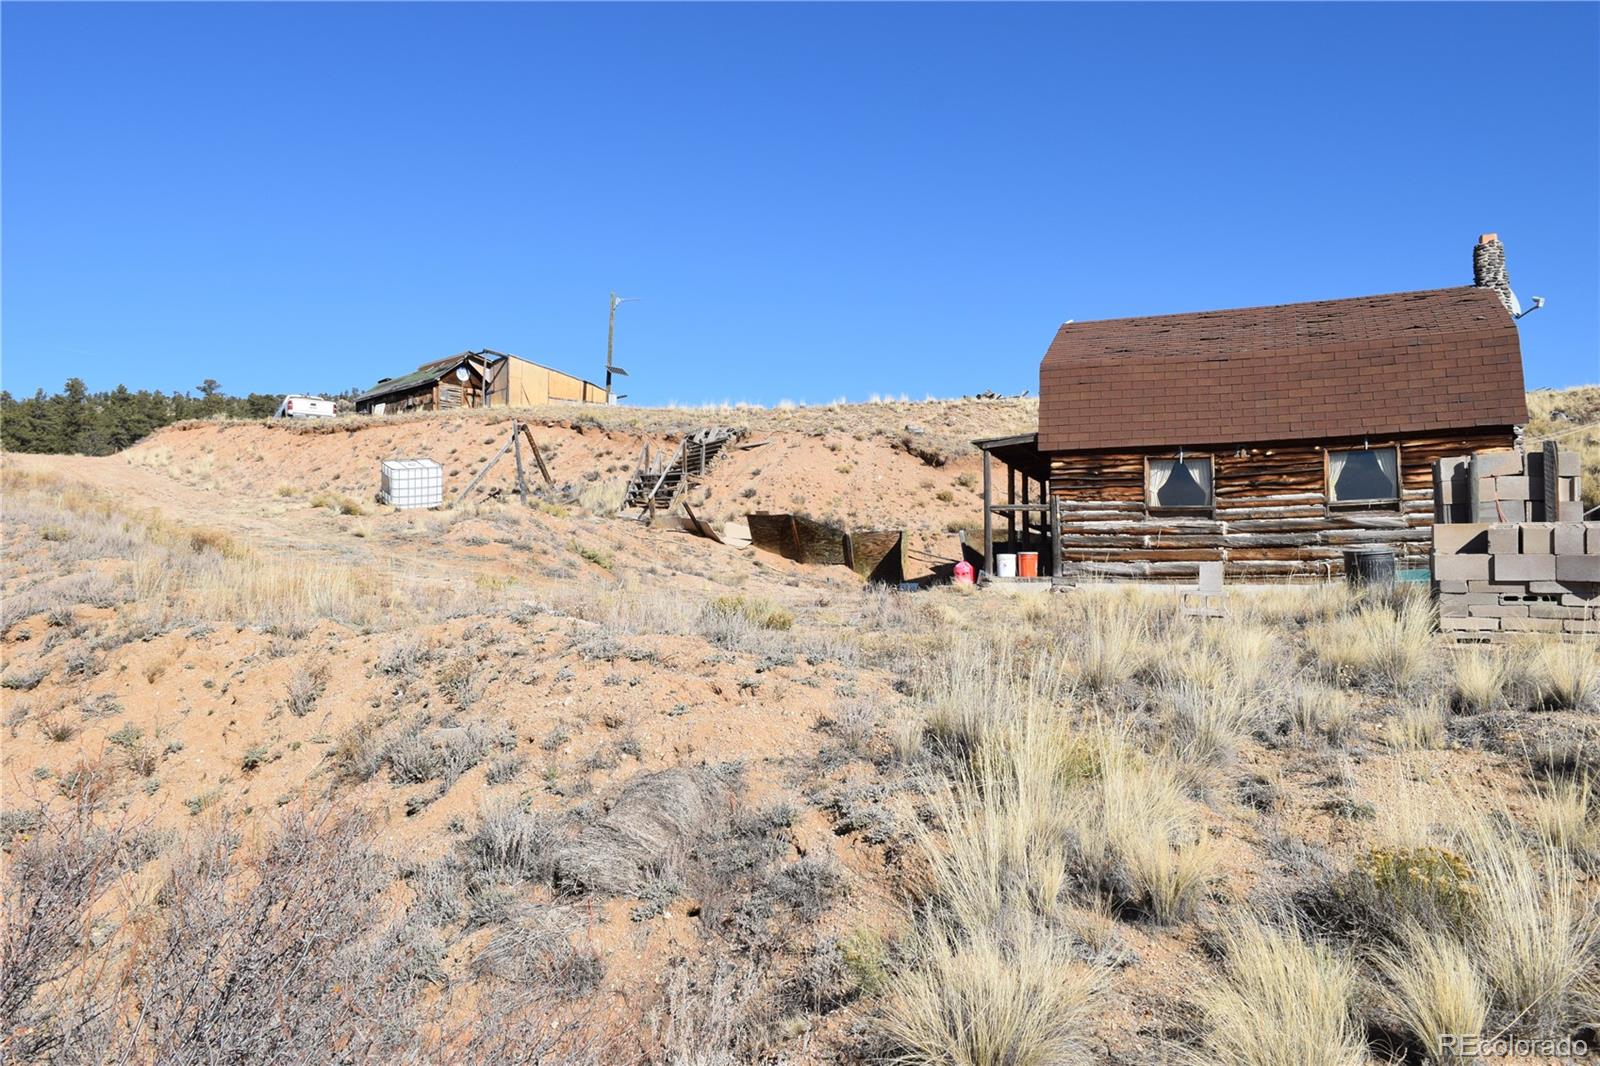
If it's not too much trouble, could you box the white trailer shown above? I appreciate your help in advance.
[274,395,337,418]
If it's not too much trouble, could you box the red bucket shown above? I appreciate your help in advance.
[1017,552,1039,578]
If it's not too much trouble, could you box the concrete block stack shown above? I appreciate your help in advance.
[1434,446,1584,524]
[1432,520,1600,637]
[1432,442,1596,639]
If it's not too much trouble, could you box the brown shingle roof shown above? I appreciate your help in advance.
[1038,286,1527,452]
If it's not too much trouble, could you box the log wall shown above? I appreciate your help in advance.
[1048,427,1517,580]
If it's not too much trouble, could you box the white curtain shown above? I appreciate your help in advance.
[1149,457,1212,507]
[1327,449,1349,500]
[1329,447,1398,502]
[1148,459,1174,506]
[1372,447,1398,492]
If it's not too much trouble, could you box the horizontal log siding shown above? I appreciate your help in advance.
[1049,427,1514,580]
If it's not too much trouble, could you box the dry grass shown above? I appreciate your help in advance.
[1372,922,1490,1063]
[1456,810,1600,1036]
[879,914,1105,1066]
[1308,594,1435,691]
[1523,638,1600,711]
[1197,918,1364,1066]
[1449,646,1513,713]
[1526,776,1597,861]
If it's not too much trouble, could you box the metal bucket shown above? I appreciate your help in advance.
[1343,546,1396,590]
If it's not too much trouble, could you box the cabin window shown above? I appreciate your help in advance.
[1147,456,1213,511]
[1327,446,1400,506]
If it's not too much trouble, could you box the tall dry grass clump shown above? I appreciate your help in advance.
[1455,811,1600,1037]
[1197,918,1365,1066]
[1069,591,1157,693]
[1449,646,1513,713]
[1523,638,1600,711]
[879,913,1105,1066]
[1371,922,1490,1062]
[1308,594,1435,690]
[881,661,1108,1064]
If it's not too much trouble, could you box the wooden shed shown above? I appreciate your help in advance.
[978,245,1531,582]
[356,350,608,415]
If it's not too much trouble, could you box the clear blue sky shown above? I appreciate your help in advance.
[3,2,1596,405]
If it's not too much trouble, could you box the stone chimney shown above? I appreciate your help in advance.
[1472,233,1521,317]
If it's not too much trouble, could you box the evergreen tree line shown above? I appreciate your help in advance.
[0,379,356,456]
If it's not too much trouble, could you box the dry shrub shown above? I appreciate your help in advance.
[1197,918,1364,1066]
[286,659,330,717]
[709,594,794,632]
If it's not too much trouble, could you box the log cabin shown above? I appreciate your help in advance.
[355,350,608,415]
[977,235,1532,581]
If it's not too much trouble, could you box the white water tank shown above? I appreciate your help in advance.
[379,458,443,510]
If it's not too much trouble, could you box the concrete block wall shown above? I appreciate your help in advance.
[1434,447,1583,524]
[1433,520,1600,637]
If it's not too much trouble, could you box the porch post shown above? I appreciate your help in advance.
[982,448,993,577]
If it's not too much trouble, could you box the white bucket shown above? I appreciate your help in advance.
[995,553,1018,578]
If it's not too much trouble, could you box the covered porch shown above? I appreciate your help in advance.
[973,432,1059,581]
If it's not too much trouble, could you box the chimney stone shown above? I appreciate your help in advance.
[1473,234,1521,317]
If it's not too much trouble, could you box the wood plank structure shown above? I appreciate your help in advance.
[355,350,607,415]
[977,235,1532,582]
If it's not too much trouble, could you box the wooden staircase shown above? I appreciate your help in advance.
[622,427,741,518]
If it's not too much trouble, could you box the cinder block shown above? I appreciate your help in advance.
[1433,523,1491,555]
[1528,581,1568,594]
[1487,525,1519,554]
[1521,523,1555,553]
[1501,615,1565,633]
[1493,555,1557,582]
[1435,554,1492,582]
[1495,475,1531,501]
[1564,619,1600,634]
[1476,503,1505,523]
[1529,603,1591,620]
[1437,579,1470,594]
[1559,500,1582,522]
[1553,523,1586,555]
[1440,616,1500,632]
[1589,524,1600,554]
[1561,477,1579,502]
[1468,581,1529,594]
[1469,604,1530,618]
[1556,554,1600,583]
[1476,450,1522,476]
[1562,588,1600,605]
[1558,450,1581,476]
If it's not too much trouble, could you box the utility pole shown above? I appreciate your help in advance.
[606,291,637,401]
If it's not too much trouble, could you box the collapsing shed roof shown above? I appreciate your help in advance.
[354,354,478,405]
[1037,286,1527,452]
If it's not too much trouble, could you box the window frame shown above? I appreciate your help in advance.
[1143,453,1216,515]
[1323,443,1404,512]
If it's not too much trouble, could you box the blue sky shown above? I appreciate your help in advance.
[3,2,1596,405]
